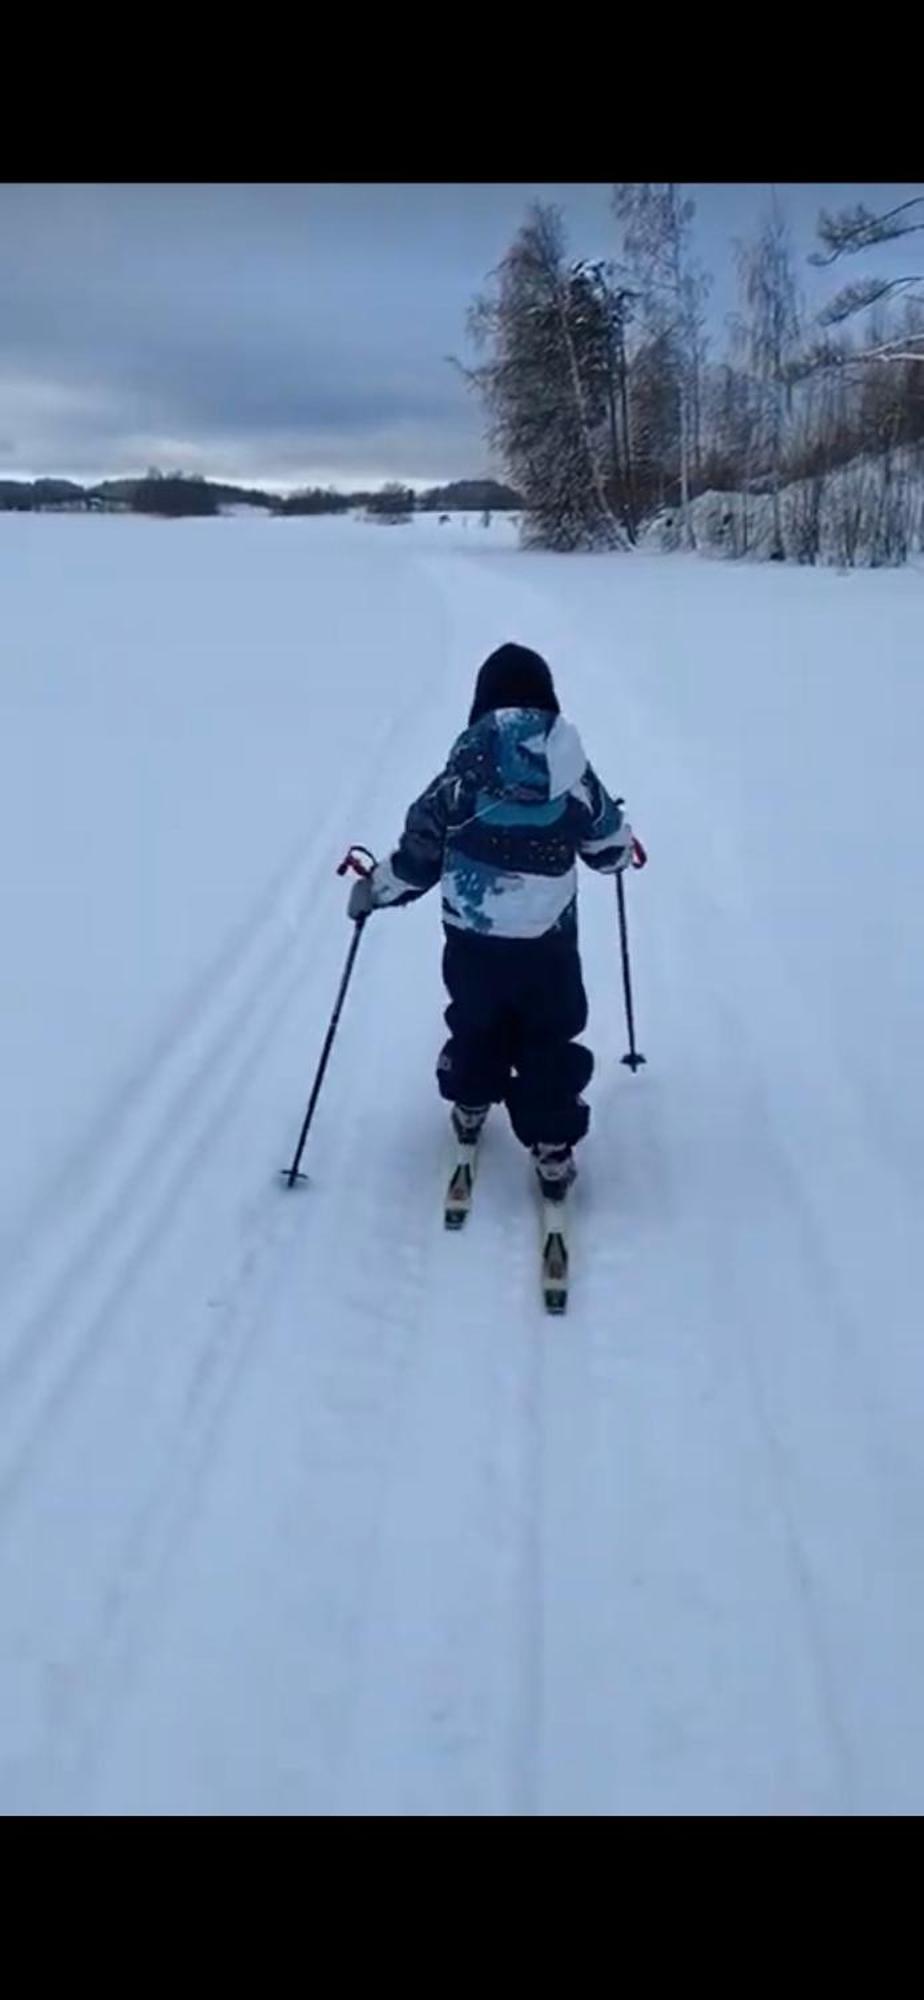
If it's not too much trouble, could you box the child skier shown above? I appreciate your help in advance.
[347,642,635,1229]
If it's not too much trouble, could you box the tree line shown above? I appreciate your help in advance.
[462,188,924,563]
[0,472,522,519]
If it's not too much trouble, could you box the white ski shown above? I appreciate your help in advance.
[444,1142,479,1230]
[540,1197,570,1313]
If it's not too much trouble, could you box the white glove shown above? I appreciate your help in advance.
[347,876,374,920]
[613,825,635,871]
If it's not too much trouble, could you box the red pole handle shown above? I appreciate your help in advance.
[336,845,377,880]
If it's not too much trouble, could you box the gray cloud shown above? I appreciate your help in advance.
[2,183,920,488]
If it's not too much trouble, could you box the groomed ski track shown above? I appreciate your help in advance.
[2,516,924,1815]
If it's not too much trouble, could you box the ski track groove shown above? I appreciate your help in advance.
[504,1192,546,1817]
[598,788,859,1811]
[0,837,304,1283]
[0,937,315,1512]
[704,983,859,1811]
[35,1199,307,1811]
[0,815,353,1507]
[83,910,461,1815]
[0,687,426,1498]
[0,685,444,1807]
[634,866,860,1810]
[316,1099,552,1817]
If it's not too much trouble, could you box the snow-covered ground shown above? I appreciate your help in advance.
[2,510,924,1815]
[640,446,924,568]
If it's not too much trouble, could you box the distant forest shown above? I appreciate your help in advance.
[0,472,522,518]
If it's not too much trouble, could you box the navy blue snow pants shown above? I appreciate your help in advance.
[436,926,594,1150]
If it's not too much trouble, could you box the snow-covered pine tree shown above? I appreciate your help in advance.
[568,259,638,541]
[465,205,629,551]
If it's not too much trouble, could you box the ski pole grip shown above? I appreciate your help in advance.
[615,803,647,872]
[336,844,377,880]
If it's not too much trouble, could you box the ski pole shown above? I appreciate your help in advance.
[615,815,647,1071]
[280,845,377,1187]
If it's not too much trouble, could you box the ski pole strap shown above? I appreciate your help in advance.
[336,844,377,880]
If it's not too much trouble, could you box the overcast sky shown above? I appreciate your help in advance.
[2,183,921,490]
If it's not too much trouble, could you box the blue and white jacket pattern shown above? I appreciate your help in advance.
[371,707,632,941]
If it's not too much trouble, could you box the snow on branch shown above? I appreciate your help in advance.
[819,276,924,325]
[810,197,924,266]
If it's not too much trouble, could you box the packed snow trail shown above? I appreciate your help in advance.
[2,516,924,1813]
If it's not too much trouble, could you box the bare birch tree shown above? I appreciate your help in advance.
[612,183,711,547]
[733,202,802,556]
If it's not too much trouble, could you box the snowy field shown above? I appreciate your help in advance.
[2,509,924,1815]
